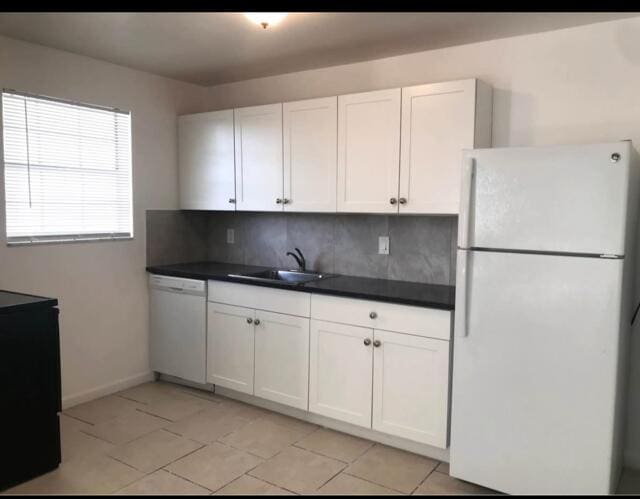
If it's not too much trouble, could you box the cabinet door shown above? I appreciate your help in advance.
[283,97,337,212]
[309,319,373,427]
[372,330,449,447]
[337,89,401,213]
[178,110,235,210]
[234,104,284,211]
[399,79,483,214]
[254,311,310,410]
[207,303,255,394]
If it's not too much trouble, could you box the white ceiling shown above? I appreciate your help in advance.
[0,12,636,86]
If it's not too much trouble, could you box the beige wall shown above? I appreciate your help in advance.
[0,35,207,406]
[206,17,640,467]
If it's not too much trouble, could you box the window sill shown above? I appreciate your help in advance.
[7,235,134,247]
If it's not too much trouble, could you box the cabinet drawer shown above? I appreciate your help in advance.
[311,294,450,340]
[208,280,311,317]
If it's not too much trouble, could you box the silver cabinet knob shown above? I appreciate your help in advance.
[276,198,283,204]
[611,153,621,163]
[369,311,377,319]
[399,197,407,204]
[373,340,381,348]
[389,197,397,205]
[364,338,372,346]
[254,318,261,326]
[228,198,236,204]
[283,198,290,204]
[246,317,253,324]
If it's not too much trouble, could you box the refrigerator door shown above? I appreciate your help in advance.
[459,142,632,255]
[451,249,624,495]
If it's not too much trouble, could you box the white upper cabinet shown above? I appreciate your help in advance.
[399,79,492,214]
[234,104,284,211]
[178,110,235,210]
[337,88,401,213]
[283,97,337,212]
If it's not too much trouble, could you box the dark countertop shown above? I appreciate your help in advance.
[146,261,455,310]
[0,290,58,313]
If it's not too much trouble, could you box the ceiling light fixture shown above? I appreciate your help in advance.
[243,12,288,30]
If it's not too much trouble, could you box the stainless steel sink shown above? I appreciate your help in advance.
[228,269,332,285]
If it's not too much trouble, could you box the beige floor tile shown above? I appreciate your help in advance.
[261,411,319,435]
[413,471,494,495]
[115,469,210,495]
[219,419,308,459]
[345,444,438,494]
[249,446,345,494]
[63,394,142,425]
[83,409,169,445]
[61,422,115,463]
[165,442,263,491]
[295,428,374,463]
[164,410,251,444]
[60,413,92,433]
[138,393,216,422]
[214,475,294,495]
[176,385,225,403]
[436,462,450,474]
[119,381,218,421]
[107,429,203,473]
[117,381,184,404]
[4,454,143,495]
[214,398,270,421]
[318,473,399,495]
[617,468,640,494]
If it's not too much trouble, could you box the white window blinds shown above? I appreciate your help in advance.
[2,90,132,244]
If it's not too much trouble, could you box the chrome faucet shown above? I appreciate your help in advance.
[286,248,306,271]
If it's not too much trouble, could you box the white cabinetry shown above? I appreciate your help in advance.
[234,104,284,211]
[337,88,401,213]
[178,110,235,210]
[254,311,310,410]
[399,79,492,214]
[179,79,491,214]
[206,303,255,394]
[283,97,337,212]
[207,281,311,410]
[372,330,449,447]
[309,294,451,448]
[309,320,373,427]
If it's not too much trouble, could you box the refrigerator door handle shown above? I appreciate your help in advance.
[455,250,470,337]
[458,157,475,249]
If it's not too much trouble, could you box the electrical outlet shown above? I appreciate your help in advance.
[378,236,389,255]
[226,228,235,244]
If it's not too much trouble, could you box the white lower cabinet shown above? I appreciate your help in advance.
[254,311,310,410]
[372,330,450,447]
[206,281,451,449]
[309,320,373,428]
[206,303,255,395]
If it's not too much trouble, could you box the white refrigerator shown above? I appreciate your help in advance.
[450,141,640,494]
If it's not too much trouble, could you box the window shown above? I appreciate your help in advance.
[2,90,132,244]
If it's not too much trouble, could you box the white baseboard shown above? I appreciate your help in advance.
[625,450,640,470]
[62,371,154,409]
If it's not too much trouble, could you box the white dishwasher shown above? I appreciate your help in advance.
[149,274,206,384]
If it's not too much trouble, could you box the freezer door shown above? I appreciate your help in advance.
[459,142,632,255]
[451,249,624,494]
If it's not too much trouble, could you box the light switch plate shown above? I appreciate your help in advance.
[226,228,235,244]
[378,236,389,255]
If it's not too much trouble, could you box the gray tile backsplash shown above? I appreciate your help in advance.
[147,210,458,285]
[146,210,208,266]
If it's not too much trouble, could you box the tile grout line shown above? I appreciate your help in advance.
[409,462,441,495]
